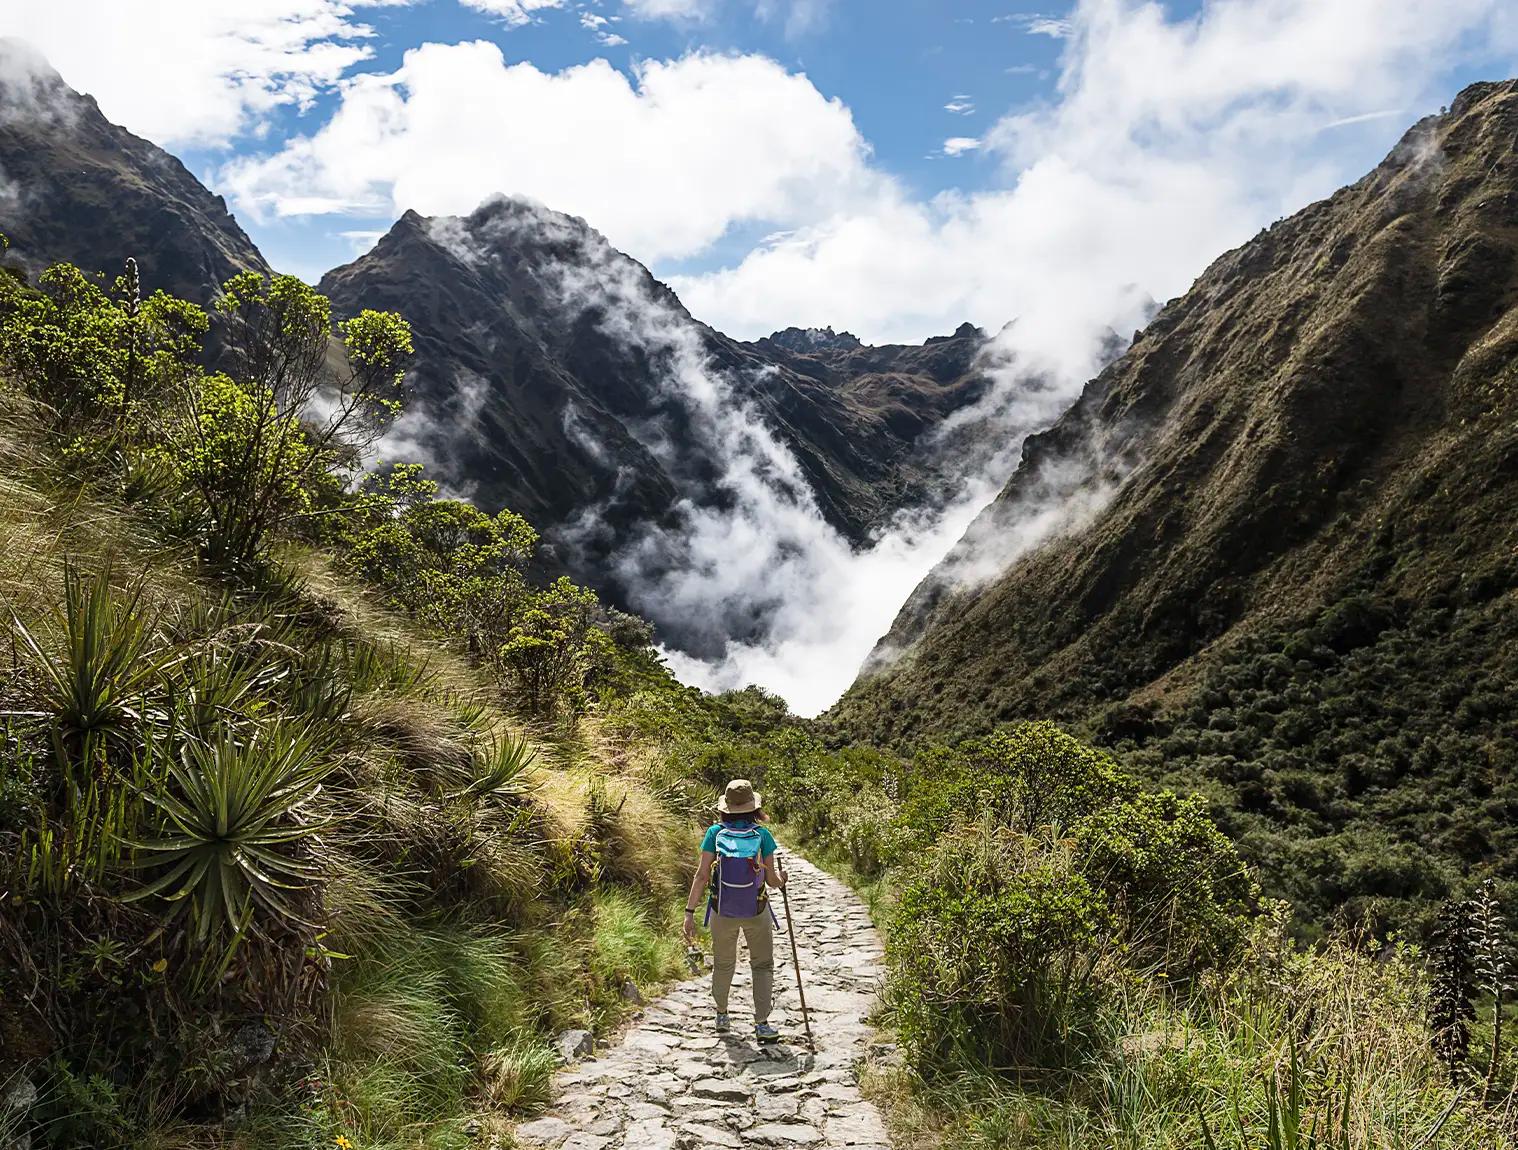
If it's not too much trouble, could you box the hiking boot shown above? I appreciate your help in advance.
[754,1022,780,1044]
[715,1013,730,1033]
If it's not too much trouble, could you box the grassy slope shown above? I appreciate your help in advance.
[0,391,695,1149]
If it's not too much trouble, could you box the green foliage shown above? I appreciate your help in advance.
[589,888,682,996]
[892,819,1112,1066]
[495,576,611,715]
[1074,790,1255,974]
[0,256,206,443]
[446,729,539,801]
[341,465,619,717]
[127,723,334,944]
[156,272,413,568]
[0,257,683,1150]
[902,723,1138,839]
[1097,588,1518,935]
[11,559,167,750]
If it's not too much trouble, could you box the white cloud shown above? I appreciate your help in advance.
[944,98,975,114]
[1026,17,1073,37]
[217,43,881,263]
[580,11,630,44]
[942,136,981,155]
[993,12,1072,37]
[0,1,393,146]
[622,0,711,18]
[620,0,830,35]
[674,0,1518,363]
[337,228,387,253]
[459,0,564,25]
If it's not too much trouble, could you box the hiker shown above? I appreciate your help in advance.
[683,778,788,1041]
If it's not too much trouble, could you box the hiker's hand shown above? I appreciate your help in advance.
[683,911,697,943]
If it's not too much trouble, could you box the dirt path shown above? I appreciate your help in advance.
[512,855,892,1149]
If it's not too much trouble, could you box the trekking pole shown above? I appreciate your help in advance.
[777,855,815,1051]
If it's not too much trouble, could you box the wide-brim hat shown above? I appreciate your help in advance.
[716,778,762,815]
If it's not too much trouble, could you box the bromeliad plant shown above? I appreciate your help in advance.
[127,722,336,947]
[446,729,539,802]
[11,559,171,755]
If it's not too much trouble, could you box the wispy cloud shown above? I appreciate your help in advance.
[460,0,565,25]
[944,96,975,115]
[1318,108,1404,130]
[336,228,386,254]
[942,135,980,155]
[581,10,629,44]
[993,12,1072,38]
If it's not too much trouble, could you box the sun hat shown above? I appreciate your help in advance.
[716,778,762,815]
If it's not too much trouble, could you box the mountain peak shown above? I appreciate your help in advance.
[762,326,864,354]
[0,47,268,302]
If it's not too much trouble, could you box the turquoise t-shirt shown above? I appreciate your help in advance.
[701,821,777,859]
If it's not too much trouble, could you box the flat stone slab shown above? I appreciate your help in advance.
[513,855,891,1149]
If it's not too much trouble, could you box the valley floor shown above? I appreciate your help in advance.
[514,856,892,1150]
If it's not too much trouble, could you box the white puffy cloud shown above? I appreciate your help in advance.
[942,136,981,155]
[217,42,882,262]
[459,0,564,25]
[0,1,397,146]
[580,12,630,45]
[674,0,1518,370]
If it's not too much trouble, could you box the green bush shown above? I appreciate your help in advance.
[891,819,1113,1067]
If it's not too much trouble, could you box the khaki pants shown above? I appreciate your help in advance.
[709,910,774,1023]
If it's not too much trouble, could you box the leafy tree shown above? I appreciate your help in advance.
[0,248,206,446]
[165,272,412,568]
[495,576,611,716]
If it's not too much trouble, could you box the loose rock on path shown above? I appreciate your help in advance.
[513,855,891,1149]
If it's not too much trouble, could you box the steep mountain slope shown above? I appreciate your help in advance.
[836,80,1518,922]
[0,40,268,302]
[320,199,991,641]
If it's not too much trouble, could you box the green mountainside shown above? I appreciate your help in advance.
[835,80,1518,927]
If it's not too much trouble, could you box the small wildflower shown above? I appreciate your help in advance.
[1156,971,1168,979]
[334,1136,354,1150]
[151,958,168,974]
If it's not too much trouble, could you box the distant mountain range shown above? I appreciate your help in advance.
[318,202,992,647]
[0,43,996,651]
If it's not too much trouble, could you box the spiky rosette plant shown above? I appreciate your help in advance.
[127,722,335,946]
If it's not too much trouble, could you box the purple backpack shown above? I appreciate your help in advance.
[712,825,766,918]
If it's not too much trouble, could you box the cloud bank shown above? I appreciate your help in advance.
[0,2,392,147]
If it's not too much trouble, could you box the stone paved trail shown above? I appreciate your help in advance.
[513,855,891,1150]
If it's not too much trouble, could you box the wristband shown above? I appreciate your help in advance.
[685,907,698,914]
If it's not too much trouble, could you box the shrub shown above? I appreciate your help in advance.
[891,819,1113,1067]
[900,721,1138,841]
